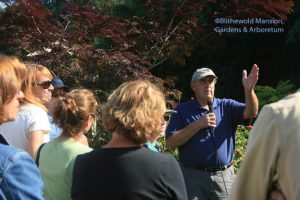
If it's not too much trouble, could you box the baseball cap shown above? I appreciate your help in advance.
[191,68,218,82]
[51,77,68,90]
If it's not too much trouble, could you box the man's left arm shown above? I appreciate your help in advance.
[242,64,259,119]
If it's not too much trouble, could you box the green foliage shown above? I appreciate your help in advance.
[156,137,179,159]
[87,128,112,149]
[255,80,295,109]
[233,125,251,172]
[91,0,117,15]
[111,0,147,18]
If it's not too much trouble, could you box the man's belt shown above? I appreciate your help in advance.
[183,163,232,173]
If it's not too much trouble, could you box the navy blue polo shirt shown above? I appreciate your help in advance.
[166,98,245,167]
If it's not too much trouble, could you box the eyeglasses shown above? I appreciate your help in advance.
[37,80,52,89]
[52,90,64,98]
[198,78,217,85]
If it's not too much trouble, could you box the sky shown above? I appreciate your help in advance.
[0,2,7,9]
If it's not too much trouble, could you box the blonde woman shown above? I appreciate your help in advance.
[0,63,53,157]
[71,80,187,200]
[38,89,97,200]
[0,55,43,199]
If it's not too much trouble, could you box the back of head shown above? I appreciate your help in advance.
[51,77,68,91]
[52,89,98,136]
[101,80,166,144]
[23,63,53,110]
[0,54,27,124]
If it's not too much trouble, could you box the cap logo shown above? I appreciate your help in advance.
[198,68,210,72]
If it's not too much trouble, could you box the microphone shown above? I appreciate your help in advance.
[207,99,215,136]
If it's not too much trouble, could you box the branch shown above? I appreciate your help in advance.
[148,31,215,71]
[143,1,186,62]
[149,57,169,70]
[164,0,187,40]
[64,21,70,30]
[31,16,42,33]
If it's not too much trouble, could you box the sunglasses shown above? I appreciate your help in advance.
[37,80,52,89]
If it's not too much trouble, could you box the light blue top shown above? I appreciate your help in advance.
[48,114,61,140]
[144,141,159,152]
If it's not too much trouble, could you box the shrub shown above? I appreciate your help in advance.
[255,80,295,109]
[233,125,251,172]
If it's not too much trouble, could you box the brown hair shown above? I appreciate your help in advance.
[53,89,98,137]
[0,55,27,124]
[101,80,166,144]
[22,63,53,111]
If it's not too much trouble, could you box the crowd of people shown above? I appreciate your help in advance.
[0,54,297,200]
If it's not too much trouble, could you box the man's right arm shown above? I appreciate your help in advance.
[166,113,215,149]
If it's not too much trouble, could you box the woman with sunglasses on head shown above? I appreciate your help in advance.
[71,80,187,200]
[0,63,53,157]
[38,89,97,200]
[0,55,43,199]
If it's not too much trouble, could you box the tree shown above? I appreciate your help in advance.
[0,0,297,148]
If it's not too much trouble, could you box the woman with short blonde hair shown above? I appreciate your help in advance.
[72,80,187,200]
[102,80,166,144]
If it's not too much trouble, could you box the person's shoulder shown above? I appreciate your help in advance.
[0,144,20,157]
[75,148,99,162]
[156,151,177,161]
[71,140,92,155]
[51,137,92,155]
[263,89,300,116]
[150,151,180,170]
[175,99,197,110]
[0,144,32,166]
[140,148,177,162]
[216,98,238,104]
[20,104,46,116]
[216,98,244,107]
[270,89,300,107]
